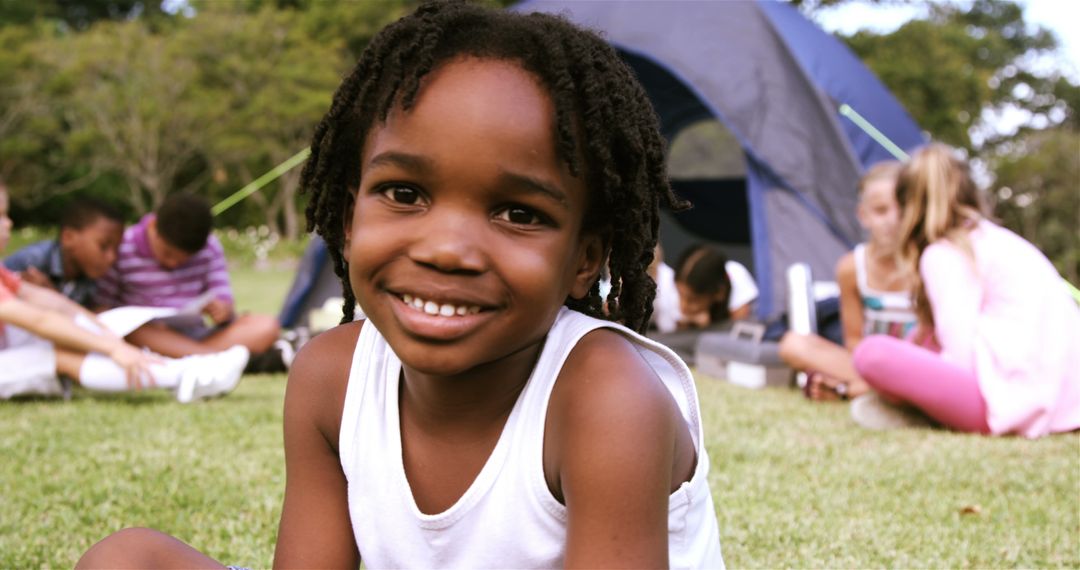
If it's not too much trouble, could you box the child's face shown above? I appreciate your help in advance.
[147,219,193,270]
[346,57,603,376]
[857,177,901,251]
[0,188,11,253]
[676,282,723,324]
[60,216,124,279]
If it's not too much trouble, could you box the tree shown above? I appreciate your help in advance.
[178,5,346,239]
[0,0,171,30]
[840,0,1067,153]
[990,128,1080,283]
[38,21,221,213]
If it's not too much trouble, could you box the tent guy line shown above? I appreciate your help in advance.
[839,104,910,161]
[211,148,311,217]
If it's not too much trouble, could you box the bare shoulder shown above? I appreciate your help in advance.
[554,328,676,421]
[286,320,364,448]
[545,327,690,496]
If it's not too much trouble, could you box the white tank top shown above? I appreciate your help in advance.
[854,243,916,338]
[339,307,725,569]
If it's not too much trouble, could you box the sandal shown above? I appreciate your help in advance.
[803,371,850,401]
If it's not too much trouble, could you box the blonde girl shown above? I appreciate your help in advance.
[851,143,1080,436]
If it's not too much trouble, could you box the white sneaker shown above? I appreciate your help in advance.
[850,392,936,430]
[174,346,251,404]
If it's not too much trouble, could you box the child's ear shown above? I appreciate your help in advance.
[569,231,610,300]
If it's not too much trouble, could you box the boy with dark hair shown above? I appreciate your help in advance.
[4,197,124,308]
[94,193,282,368]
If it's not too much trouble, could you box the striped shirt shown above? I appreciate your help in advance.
[94,214,233,310]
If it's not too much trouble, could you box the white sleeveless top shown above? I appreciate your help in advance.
[854,243,916,338]
[339,307,725,569]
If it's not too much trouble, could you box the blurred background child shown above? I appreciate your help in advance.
[3,197,123,308]
[674,243,757,328]
[779,161,915,401]
[94,193,283,371]
[0,177,249,403]
[851,144,1080,436]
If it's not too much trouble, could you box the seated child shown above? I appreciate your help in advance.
[0,177,249,403]
[93,193,281,368]
[3,197,123,308]
[778,160,915,401]
[78,3,725,568]
[674,243,758,328]
[851,144,1080,437]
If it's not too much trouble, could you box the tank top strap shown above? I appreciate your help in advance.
[339,320,395,481]
[853,243,870,295]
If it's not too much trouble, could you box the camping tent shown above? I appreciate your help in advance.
[279,0,925,327]
[515,0,924,319]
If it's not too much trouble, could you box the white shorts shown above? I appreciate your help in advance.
[0,325,61,399]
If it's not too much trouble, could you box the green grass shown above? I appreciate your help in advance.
[1,267,1078,568]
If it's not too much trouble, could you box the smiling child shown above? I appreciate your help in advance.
[78,3,725,567]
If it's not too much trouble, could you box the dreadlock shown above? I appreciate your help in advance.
[300,0,687,333]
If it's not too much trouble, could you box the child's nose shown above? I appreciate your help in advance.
[409,211,486,274]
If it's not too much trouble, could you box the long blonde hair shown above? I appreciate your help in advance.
[896,143,986,327]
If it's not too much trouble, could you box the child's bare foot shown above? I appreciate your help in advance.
[804,372,869,401]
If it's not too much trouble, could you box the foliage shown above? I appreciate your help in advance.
[176,5,348,238]
[841,0,1068,153]
[0,0,171,30]
[36,21,217,213]
[0,1,393,233]
[990,127,1080,282]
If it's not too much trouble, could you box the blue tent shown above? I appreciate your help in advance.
[280,0,925,328]
[516,0,925,319]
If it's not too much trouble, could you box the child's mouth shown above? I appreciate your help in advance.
[400,293,482,317]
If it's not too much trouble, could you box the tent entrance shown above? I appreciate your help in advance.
[662,119,754,271]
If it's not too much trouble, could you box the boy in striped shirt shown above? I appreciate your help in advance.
[94,193,281,368]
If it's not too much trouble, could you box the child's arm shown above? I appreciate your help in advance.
[274,323,361,569]
[0,295,156,386]
[18,280,102,323]
[547,329,689,568]
[17,281,122,346]
[835,252,864,351]
[203,236,236,324]
[728,302,753,321]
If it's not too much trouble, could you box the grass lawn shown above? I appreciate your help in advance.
[1,266,1078,568]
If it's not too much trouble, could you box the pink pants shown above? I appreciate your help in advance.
[853,335,991,434]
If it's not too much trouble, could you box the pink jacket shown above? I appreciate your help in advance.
[921,220,1080,437]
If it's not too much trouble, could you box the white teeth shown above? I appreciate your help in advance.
[401,294,481,318]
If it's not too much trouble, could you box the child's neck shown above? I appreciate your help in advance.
[865,241,896,265]
[398,340,543,432]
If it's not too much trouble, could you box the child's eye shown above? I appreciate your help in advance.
[495,206,547,226]
[380,185,423,205]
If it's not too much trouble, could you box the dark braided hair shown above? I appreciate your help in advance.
[301,0,687,333]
